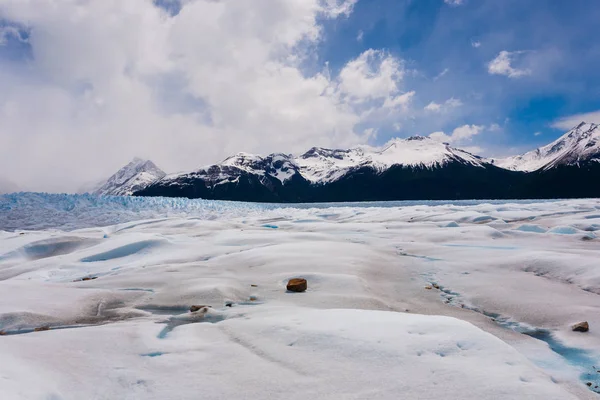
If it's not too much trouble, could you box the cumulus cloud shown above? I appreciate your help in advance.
[551,110,600,130]
[424,97,462,112]
[0,0,416,192]
[471,40,481,48]
[429,124,484,144]
[338,49,407,103]
[487,51,531,78]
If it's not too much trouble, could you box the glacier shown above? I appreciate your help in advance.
[0,192,568,231]
[1,193,600,399]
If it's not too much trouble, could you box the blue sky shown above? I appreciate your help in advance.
[316,0,600,153]
[0,0,599,191]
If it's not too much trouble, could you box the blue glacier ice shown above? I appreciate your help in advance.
[0,192,567,231]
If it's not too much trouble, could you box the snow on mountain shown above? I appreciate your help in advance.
[220,152,300,183]
[160,152,300,190]
[493,122,600,172]
[94,158,166,196]
[297,136,487,183]
[161,136,488,188]
[111,124,600,200]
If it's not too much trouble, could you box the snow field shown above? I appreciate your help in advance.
[1,195,600,398]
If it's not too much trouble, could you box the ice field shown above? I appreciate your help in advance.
[1,193,600,399]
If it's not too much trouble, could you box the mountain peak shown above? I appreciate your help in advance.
[405,135,427,141]
[493,122,600,171]
[94,158,166,196]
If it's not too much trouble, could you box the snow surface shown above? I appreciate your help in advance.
[493,122,600,171]
[2,194,600,399]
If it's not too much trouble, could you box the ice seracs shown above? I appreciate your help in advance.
[93,158,166,196]
[493,122,600,172]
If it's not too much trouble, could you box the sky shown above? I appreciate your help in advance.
[1,0,600,192]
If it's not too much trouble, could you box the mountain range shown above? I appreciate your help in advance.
[92,122,600,202]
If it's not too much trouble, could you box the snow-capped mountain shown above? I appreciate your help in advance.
[164,136,486,185]
[493,122,600,171]
[136,137,507,202]
[297,136,486,183]
[94,158,166,196]
[93,121,600,202]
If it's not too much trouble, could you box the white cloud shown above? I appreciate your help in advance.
[424,97,462,112]
[551,110,600,130]
[428,131,449,141]
[451,124,484,140]
[471,40,481,48]
[433,68,449,81]
[488,123,501,132]
[487,51,531,78]
[338,49,406,103]
[0,0,415,192]
[444,0,464,6]
[356,30,364,41]
[428,124,484,144]
[425,103,442,112]
[533,131,542,136]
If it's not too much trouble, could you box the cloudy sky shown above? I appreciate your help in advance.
[1,0,599,192]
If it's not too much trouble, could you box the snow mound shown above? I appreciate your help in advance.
[0,306,579,399]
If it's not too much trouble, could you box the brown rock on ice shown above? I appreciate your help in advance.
[572,321,589,332]
[286,278,307,293]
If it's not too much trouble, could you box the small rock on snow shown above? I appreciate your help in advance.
[287,278,307,293]
[572,321,589,332]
